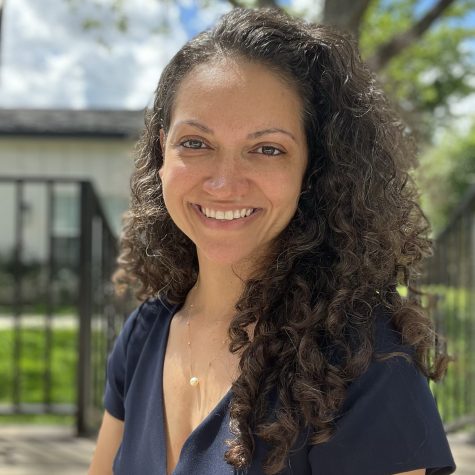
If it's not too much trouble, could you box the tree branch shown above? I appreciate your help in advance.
[227,0,244,8]
[226,0,279,8]
[367,0,458,72]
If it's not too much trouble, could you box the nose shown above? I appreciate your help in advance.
[202,154,249,198]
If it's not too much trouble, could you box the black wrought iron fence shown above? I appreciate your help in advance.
[2,176,473,434]
[424,184,475,430]
[0,176,130,435]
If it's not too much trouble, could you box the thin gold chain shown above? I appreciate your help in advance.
[185,303,230,387]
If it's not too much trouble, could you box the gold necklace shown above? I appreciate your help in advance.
[185,303,231,387]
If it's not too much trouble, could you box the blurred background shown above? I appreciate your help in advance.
[0,0,474,474]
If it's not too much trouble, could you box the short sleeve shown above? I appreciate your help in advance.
[307,355,456,475]
[103,307,141,420]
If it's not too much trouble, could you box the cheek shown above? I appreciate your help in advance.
[160,162,201,204]
[160,165,178,210]
[268,170,304,208]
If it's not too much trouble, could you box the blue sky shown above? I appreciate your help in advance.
[0,0,472,114]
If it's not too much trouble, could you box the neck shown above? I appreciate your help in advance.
[183,254,254,324]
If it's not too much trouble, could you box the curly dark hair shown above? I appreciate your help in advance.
[113,7,448,474]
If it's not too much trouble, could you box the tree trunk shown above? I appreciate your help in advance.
[322,0,371,39]
[228,0,279,9]
[322,0,457,72]
[256,0,280,8]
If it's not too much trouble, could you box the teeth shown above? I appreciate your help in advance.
[200,206,255,220]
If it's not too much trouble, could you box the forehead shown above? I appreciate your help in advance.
[169,58,305,133]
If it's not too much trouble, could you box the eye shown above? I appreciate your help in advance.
[252,145,284,156]
[180,139,208,149]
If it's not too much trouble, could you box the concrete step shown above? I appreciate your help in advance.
[0,425,94,475]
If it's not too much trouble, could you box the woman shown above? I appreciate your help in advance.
[89,7,455,475]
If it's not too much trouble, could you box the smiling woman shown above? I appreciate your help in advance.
[158,60,307,267]
[88,7,455,475]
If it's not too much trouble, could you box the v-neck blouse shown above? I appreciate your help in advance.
[104,298,455,475]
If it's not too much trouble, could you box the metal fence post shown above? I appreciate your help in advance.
[77,181,94,436]
[12,180,24,412]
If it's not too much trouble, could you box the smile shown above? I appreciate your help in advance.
[198,205,257,221]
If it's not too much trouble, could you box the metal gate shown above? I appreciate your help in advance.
[0,176,130,435]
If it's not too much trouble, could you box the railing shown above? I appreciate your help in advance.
[2,176,472,434]
[424,183,475,430]
[0,176,130,435]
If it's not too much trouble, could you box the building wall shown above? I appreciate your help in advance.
[0,136,136,261]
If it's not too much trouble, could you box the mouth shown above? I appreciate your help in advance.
[196,205,258,221]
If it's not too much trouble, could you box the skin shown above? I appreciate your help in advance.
[88,411,123,475]
[88,58,427,475]
[158,59,310,473]
[159,59,308,274]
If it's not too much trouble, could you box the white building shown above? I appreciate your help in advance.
[0,109,144,263]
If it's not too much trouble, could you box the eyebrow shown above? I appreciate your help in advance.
[174,119,297,143]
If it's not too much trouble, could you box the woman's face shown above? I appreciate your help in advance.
[159,59,308,267]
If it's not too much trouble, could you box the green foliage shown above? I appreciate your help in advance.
[111,0,129,33]
[360,0,475,141]
[0,414,74,424]
[417,119,475,233]
[67,0,474,142]
[373,283,473,424]
[360,0,416,57]
[81,18,103,31]
[0,329,77,404]
[422,284,475,423]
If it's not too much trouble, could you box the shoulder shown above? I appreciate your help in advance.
[115,296,175,354]
[371,303,412,355]
[306,304,455,475]
[103,296,177,420]
[344,304,425,412]
[106,295,178,387]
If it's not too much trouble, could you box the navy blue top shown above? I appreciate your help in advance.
[104,298,456,475]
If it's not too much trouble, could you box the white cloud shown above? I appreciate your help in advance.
[0,0,473,121]
[288,0,323,21]
[0,0,189,109]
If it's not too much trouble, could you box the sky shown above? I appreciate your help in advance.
[0,0,323,109]
[0,0,317,109]
[0,0,473,117]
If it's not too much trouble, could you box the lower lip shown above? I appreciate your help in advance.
[191,204,261,229]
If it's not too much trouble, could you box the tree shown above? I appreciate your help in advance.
[2,0,472,227]
[361,0,459,71]
[54,0,466,70]
[417,120,475,233]
[51,0,473,141]
[359,0,475,142]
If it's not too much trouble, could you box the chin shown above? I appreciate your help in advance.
[198,243,264,268]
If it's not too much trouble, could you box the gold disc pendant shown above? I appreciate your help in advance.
[189,376,199,386]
